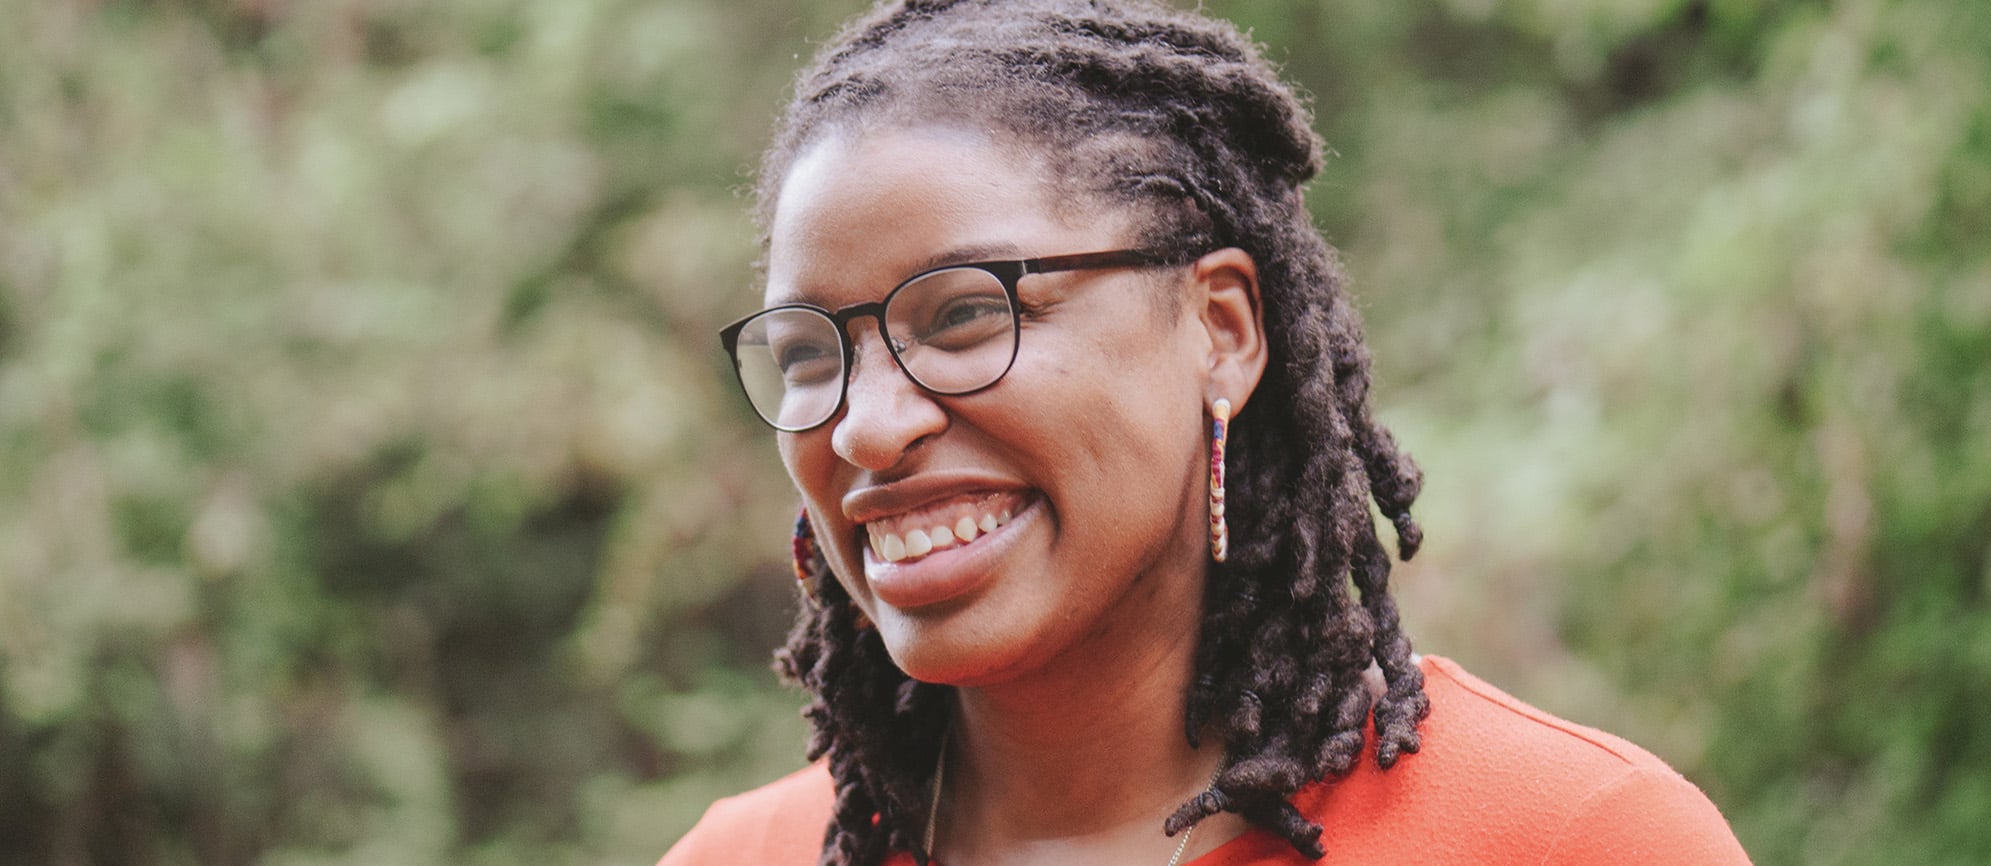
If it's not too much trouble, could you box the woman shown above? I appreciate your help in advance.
[668,1,1750,864]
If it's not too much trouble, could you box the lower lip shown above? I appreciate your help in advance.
[862,499,1038,609]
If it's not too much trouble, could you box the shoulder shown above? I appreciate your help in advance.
[1421,656,1749,863]
[1269,656,1750,865]
[657,763,835,866]
[1418,655,1688,783]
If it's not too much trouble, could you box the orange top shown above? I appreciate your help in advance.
[659,656,1750,865]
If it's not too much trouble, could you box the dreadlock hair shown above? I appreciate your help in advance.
[764,2,1429,863]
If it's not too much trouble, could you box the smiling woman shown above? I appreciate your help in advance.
[770,128,1239,687]
[666,2,1750,865]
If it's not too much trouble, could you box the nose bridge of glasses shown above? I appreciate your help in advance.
[829,301,910,393]
[832,300,908,361]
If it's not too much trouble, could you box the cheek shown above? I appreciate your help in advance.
[776,436,813,494]
[1037,322,1199,445]
[780,433,879,600]
[780,425,846,476]
[779,434,842,533]
[1016,336,1202,520]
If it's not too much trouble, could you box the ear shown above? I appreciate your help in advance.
[1190,247,1268,413]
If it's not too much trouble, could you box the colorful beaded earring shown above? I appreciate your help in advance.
[793,508,864,624]
[791,507,819,584]
[1210,398,1231,562]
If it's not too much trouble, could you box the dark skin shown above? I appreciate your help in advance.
[768,126,1266,864]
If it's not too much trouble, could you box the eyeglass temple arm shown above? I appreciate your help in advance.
[1022,249,1189,275]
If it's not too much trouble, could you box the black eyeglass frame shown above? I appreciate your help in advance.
[719,248,1195,432]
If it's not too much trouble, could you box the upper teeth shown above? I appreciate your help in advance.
[869,507,1013,563]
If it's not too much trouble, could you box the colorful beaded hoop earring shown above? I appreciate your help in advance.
[791,507,819,584]
[1210,398,1231,562]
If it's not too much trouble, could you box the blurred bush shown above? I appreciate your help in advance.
[0,0,1983,864]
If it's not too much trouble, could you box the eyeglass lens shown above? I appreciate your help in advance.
[731,267,1020,430]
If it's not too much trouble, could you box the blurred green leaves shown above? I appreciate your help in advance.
[0,0,1985,864]
[0,0,835,863]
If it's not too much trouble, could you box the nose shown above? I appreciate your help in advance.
[831,320,948,470]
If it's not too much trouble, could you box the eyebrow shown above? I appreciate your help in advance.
[906,241,1023,275]
[768,241,1026,306]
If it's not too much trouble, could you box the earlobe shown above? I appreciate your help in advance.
[1192,248,1269,412]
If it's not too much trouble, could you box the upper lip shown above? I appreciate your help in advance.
[842,470,1026,525]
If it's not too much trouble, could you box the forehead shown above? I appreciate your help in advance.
[763,127,1111,306]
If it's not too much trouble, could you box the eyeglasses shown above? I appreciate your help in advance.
[720,248,1189,432]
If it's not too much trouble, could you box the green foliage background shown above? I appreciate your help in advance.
[1,0,1985,864]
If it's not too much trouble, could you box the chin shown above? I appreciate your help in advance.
[873,611,1056,689]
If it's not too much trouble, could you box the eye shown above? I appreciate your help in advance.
[928,295,1006,328]
[914,295,1011,351]
[771,335,841,385]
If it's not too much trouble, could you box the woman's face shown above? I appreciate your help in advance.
[766,126,1221,686]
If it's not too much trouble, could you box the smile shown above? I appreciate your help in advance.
[863,491,1029,565]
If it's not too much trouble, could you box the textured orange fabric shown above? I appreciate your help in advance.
[658,656,1750,866]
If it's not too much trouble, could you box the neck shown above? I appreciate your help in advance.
[931,559,1242,863]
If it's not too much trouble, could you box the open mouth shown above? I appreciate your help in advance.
[863,490,1030,565]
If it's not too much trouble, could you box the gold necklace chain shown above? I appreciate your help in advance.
[921,732,1216,866]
